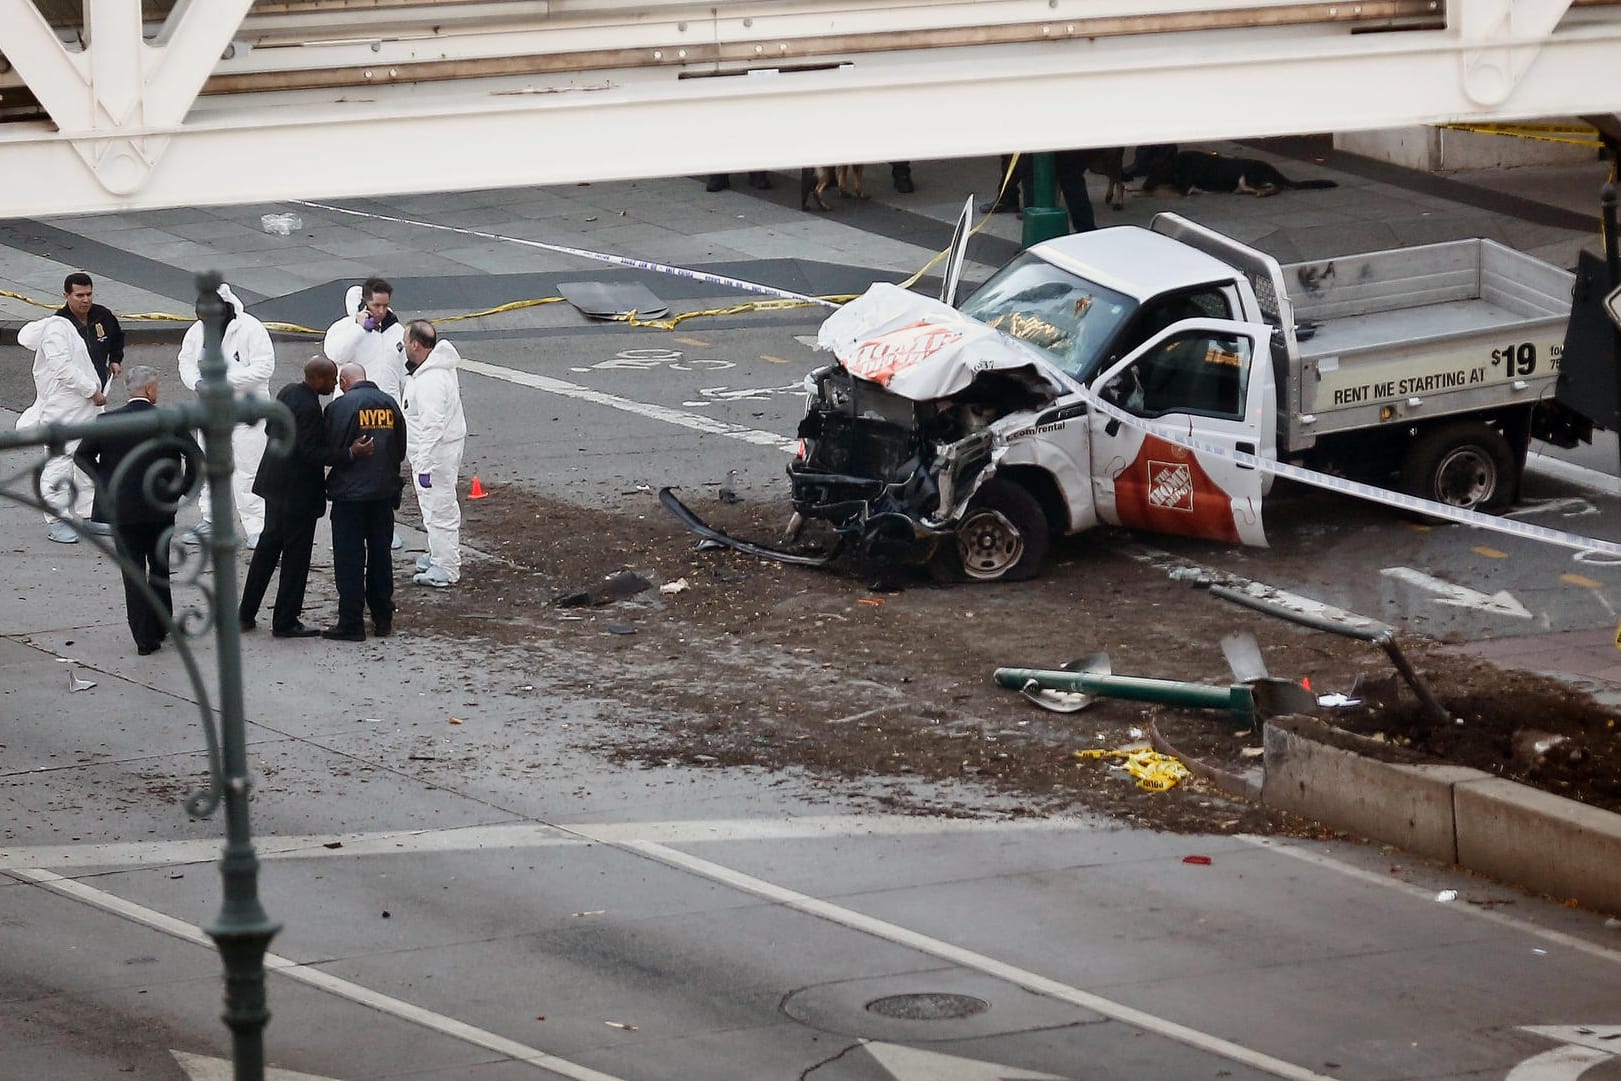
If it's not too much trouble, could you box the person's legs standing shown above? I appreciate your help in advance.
[232,420,268,539]
[239,498,287,624]
[40,447,94,526]
[116,522,166,650]
[270,513,319,632]
[329,502,366,632]
[1055,151,1097,233]
[362,501,395,628]
[421,442,463,583]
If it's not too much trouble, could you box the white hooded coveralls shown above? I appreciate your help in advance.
[404,339,468,581]
[324,284,407,406]
[177,284,275,537]
[16,314,100,523]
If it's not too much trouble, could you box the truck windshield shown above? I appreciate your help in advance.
[958,253,1136,381]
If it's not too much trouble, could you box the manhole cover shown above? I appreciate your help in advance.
[864,993,990,1021]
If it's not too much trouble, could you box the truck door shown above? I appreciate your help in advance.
[1087,319,1274,546]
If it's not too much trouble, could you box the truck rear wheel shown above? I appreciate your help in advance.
[929,478,1050,582]
[1399,421,1515,513]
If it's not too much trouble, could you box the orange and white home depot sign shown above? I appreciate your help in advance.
[844,321,965,386]
[1112,437,1244,543]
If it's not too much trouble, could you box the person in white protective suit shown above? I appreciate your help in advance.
[176,283,275,548]
[401,320,467,587]
[323,277,407,406]
[16,312,106,543]
[324,276,408,549]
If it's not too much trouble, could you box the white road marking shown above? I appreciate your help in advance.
[1240,838,1621,966]
[0,814,1088,870]
[865,1040,1067,1080]
[460,358,797,452]
[1380,565,1533,618]
[1520,1026,1621,1057]
[16,869,631,1081]
[614,839,1342,1081]
[172,1050,340,1081]
[1505,1045,1615,1080]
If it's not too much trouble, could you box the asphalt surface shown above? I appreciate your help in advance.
[4,146,1621,1080]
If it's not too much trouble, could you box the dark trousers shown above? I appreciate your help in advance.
[115,521,172,650]
[1053,150,1097,233]
[239,499,318,631]
[330,499,394,631]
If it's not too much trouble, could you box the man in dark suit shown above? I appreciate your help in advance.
[239,356,373,638]
[73,365,199,655]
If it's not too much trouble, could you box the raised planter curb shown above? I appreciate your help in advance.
[1262,716,1487,864]
[1257,716,1621,914]
[1455,776,1621,915]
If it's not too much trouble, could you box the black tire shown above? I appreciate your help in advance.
[1398,421,1516,513]
[928,478,1050,582]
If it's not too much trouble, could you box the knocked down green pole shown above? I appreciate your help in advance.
[994,667,1256,725]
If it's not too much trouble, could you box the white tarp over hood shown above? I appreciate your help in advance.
[817,283,1070,402]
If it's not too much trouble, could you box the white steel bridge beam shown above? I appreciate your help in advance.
[0,0,1618,215]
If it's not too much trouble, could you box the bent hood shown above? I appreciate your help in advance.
[816,282,1070,402]
[344,284,364,315]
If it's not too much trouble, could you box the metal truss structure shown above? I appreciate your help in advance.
[0,0,1619,215]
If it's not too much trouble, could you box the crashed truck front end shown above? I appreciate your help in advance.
[788,366,1005,562]
[786,285,1070,565]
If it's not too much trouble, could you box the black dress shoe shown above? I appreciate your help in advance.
[273,623,321,639]
[704,174,729,193]
[978,199,1019,215]
[373,620,393,638]
[136,641,162,656]
[894,175,915,194]
[239,617,257,632]
[320,626,366,642]
[746,171,772,190]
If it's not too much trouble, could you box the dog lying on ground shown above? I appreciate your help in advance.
[1082,148,1127,210]
[800,165,867,211]
[1141,150,1337,197]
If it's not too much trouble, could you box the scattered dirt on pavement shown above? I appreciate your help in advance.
[396,483,1621,834]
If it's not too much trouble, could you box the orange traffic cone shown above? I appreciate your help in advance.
[468,476,488,500]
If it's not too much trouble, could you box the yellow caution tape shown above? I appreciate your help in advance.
[1074,747,1193,792]
[1436,122,1605,148]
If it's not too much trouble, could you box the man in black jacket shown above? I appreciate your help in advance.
[57,272,125,391]
[73,366,199,655]
[322,362,406,641]
[239,357,373,638]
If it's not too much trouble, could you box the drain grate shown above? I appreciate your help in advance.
[865,992,990,1021]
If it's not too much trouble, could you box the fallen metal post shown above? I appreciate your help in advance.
[993,666,1256,725]
[1206,583,1451,724]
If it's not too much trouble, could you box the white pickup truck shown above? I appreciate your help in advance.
[784,212,1588,581]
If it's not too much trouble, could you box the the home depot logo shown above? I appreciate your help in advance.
[1147,460,1194,512]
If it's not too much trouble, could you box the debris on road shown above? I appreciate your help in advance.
[66,666,96,692]
[1074,748,1192,791]
[659,578,689,595]
[553,569,654,607]
[1182,855,1212,865]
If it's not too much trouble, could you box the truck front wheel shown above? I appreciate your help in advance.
[929,478,1050,582]
[1399,421,1516,513]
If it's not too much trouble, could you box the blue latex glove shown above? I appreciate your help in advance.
[418,473,432,489]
